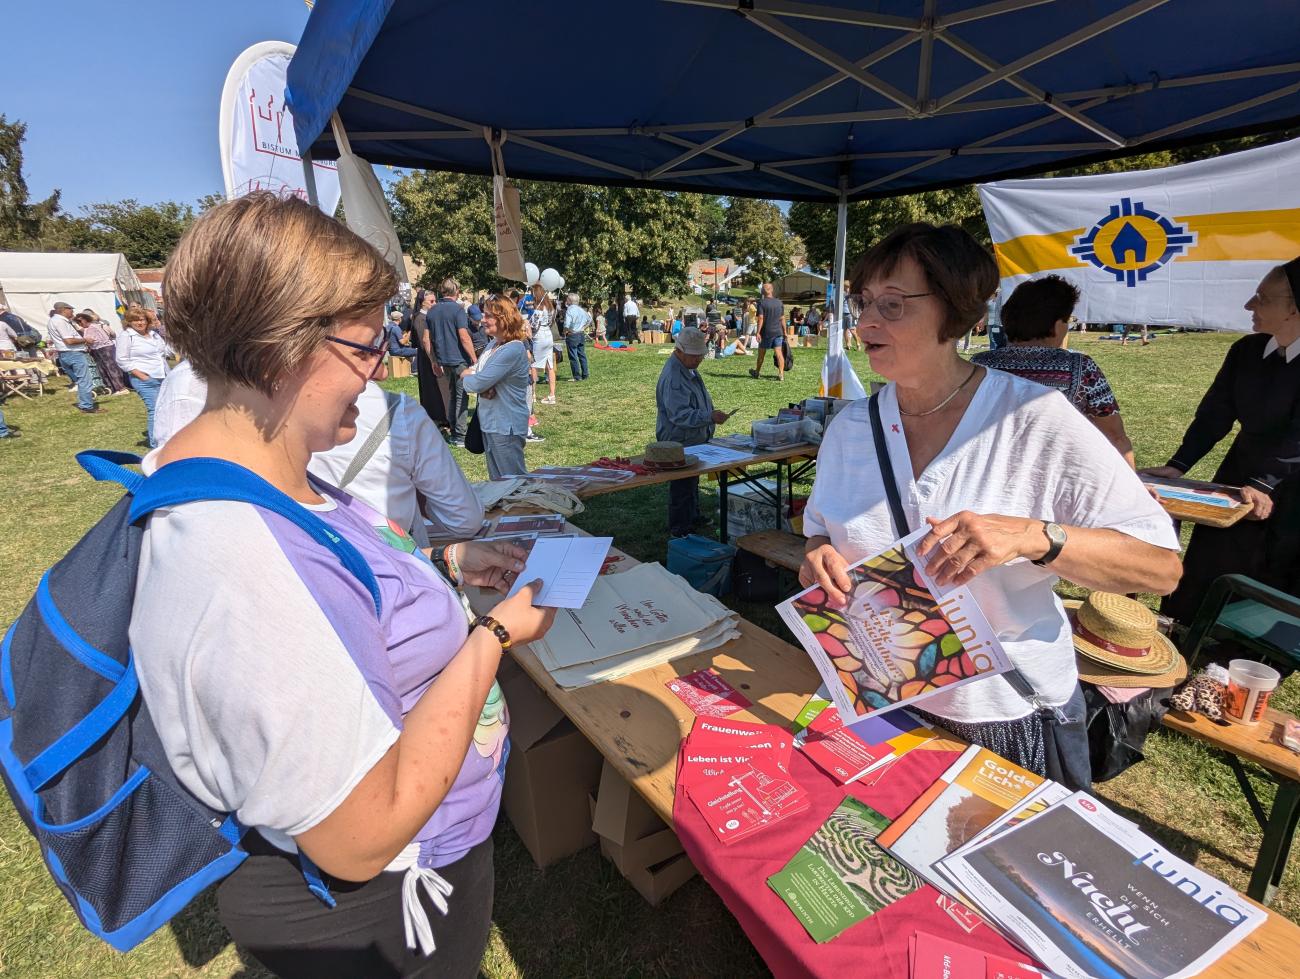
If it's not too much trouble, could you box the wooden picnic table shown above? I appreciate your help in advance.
[572,441,818,543]
[1163,706,1300,905]
[470,524,1300,977]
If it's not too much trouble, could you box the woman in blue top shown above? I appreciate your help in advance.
[463,298,533,479]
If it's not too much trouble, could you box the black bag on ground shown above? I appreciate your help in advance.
[1081,683,1171,782]
[733,550,782,603]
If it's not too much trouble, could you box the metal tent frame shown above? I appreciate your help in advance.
[286,0,1300,313]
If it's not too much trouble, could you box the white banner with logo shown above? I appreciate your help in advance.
[219,41,341,214]
[978,137,1300,330]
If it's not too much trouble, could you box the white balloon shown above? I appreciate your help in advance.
[557,275,566,289]
[539,267,562,291]
[524,262,540,286]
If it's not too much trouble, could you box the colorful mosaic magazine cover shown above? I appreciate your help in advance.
[777,529,1012,720]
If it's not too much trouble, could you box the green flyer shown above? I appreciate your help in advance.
[767,797,921,943]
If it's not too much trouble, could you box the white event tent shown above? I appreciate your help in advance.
[0,252,154,337]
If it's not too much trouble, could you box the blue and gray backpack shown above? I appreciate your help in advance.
[0,451,381,951]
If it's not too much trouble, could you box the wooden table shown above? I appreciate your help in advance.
[573,442,818,544]
[1163,706,1300,904]
[477,526,1300,976]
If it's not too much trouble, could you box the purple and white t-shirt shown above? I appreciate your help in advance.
[130,459,509,870]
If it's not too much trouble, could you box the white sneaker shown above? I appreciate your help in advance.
[540,396,556,405]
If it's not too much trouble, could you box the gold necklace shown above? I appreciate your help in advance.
[898,364,979,417]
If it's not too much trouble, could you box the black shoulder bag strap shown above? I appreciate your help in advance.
[868,392,1066,723]
[868,392,908,538]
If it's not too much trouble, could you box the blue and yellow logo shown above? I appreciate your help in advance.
[1070,198,1197,287]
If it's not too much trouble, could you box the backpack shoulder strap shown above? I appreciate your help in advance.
[83,453,383,617]
[339,393,401,489]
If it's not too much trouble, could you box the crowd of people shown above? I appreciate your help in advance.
[0,299,171,442]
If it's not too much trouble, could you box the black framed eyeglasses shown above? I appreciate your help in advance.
[325,335,388,379]
[848,291,933,323]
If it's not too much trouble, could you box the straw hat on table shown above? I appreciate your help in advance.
[1064,592,1187,689]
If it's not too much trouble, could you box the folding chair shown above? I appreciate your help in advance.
[1,370,33,400]
[1183,574,1300,673]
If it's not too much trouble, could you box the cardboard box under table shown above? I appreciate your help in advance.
[590,761,696,906]
[497,654,603,868]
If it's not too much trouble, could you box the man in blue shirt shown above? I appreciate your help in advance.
[426,278,476,446]
[562,292,592,381]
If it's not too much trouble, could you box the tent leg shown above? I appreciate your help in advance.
[832,176,849,328]
[301,151,321,208]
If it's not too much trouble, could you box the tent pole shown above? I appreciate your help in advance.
[833,175,849,329]
[301,151,320,208]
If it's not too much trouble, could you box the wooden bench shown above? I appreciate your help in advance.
[1162,706,1300,904]
[735,529,805,572]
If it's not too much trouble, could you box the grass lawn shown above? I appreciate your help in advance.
[1,331,1296,977]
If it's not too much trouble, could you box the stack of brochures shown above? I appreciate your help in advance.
[678,718,810,846]
[931,791,1266,979]
[531,562,739,688]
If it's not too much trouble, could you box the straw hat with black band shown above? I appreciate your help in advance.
[1065,592,1187,689]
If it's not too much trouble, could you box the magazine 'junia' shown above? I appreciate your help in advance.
[777,528,1013,721]
[938,792,1265,979]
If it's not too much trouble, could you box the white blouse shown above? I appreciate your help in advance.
[803,369,1179,725]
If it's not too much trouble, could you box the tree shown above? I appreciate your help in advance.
[389,171,711,300]
[390,171,499,290]
[67,200,197,267]
[721,197,795,282]
[0,115,61,249]
[788,185,986,273]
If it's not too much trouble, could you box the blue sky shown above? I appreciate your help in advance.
[7,1,310,212]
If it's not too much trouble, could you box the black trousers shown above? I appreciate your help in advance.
[217,834,494,979]
[445,362,470,439]
[623,315,641,342]
[668,475,700,537]
[415,348,450,429]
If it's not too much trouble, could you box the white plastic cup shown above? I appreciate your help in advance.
[1224,659,1281,725]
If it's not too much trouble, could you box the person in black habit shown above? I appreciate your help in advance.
[1141,257,1300,624]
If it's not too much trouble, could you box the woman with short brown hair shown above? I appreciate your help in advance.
[799,223,1182,788]
[133,192,556,977]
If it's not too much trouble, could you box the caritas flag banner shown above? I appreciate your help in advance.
[219,41,341,214]
[978,137,1300,331]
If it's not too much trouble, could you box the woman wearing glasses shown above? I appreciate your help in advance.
[1141,257,1300,626]
[132,193,556,977]
[798,223,1181,789]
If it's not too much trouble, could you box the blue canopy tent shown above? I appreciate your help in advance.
[285,0,1300,298]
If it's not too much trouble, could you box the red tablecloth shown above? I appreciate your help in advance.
[673,744,1026,979]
